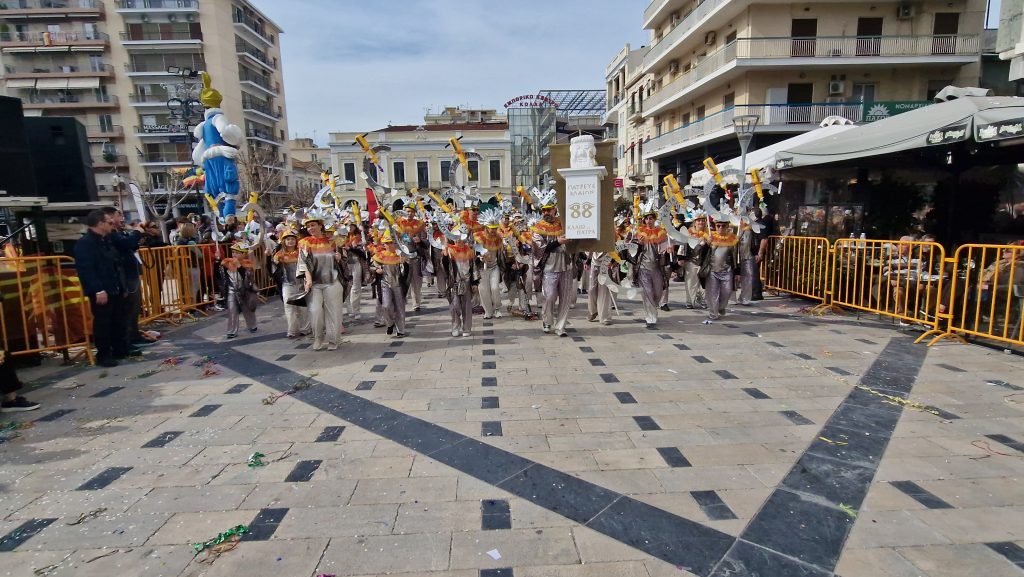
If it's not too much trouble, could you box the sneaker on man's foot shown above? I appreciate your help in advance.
[387,325,395,335]
[452,329,460,337]
[98,357,118,368]
[702,319,713,325]
[249,327,259,334]
[462,332,471,337]
[226,333,237,340]
[588,314,598,322]
[395,332,407,339]
[327,342,338,351]
[660,304,670,312]
[1,397,40,412]
[542,324,551,333]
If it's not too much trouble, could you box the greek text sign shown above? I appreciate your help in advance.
[564,175,600,239]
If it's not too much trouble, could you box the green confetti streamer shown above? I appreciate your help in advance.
[192,524,249,554]
[247,452,266,467]
[838,503,858,519]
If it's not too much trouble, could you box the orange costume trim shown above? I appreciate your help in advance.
[343,233,363,249]
[397,216,425,236]
[372,246,403,266]
[688,226,709,240]
[473,230,503,252]
[447,242,475,262]
[635,225,668,245]
[299,235,334,255]
[710,231,739,247]
[273,248,299,265]
[531,219,564,237]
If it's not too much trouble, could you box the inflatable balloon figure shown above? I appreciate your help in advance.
[192,71,244,220]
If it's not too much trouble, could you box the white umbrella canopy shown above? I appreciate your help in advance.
[688,122,856,188]
[774,96,1024,170]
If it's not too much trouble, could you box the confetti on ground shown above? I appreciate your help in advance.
[262,379,314,405]
[971,439,1019,458]
[128,369,161,381]
[247,452,267,467]
[667,369,678,374]
[192,525,249,554]
[818,436,848,446]
[855,385,943,417]
[67,507,107,526]
[86,549,125,563]
[486,549,502,560]
[838,503,857,519]
[160,356,185,367]
[33,553,73,576]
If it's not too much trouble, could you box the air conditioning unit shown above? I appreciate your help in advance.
[167,14,177,22]
[705,31,717,46]
[140,13,150,22]
[828,80,846,95]
[668,60,679,74]
[186,13,196,22]
[897,3,915,19]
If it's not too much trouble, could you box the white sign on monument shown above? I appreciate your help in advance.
[558,135,607,240]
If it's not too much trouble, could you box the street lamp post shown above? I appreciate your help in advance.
[732,114,759,193]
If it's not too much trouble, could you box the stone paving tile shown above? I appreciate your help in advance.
[180,538,330,577]
[450,527,580,569]
[315,533,452,576]
[896,543,1024,577]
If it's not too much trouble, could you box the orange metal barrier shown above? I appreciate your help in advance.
[920,243,1024,348]
[138,243,221,324]
[0,255,95,364]
[760,235,831,303]
[830,238,946,329]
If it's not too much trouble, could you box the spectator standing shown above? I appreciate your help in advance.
[1,348,39,412]
[75,209,131,367]
[101,207,146,347]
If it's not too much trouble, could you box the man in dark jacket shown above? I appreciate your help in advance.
[75,209,132,367]
[101,207,146,347]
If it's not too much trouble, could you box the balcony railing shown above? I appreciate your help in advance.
[116,0,198,9]
[235,42,276,70]
[242,100,280,118]
[643,35,980,115]
[125,57,206,73]
[0,0,104,16]
[94,154,128,166]
[0,30,109,45]
[86,125,124,137]
[120,30,203,42]
[644,0,726,69]
[643,101,932,157]
[3,62,114,77]
[239,71,279,93]
[246,128,280,143]
[22,94,119,107]
[232,11,273,44]
[129,93,172,103]
[138,151,192,163]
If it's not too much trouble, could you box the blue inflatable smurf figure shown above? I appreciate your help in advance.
[192,71,244,221]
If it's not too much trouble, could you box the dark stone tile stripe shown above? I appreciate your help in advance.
[600,373,619,383]
[91,386,124,398]
[856,338,877,345]
[481,377,497,387]
[589,358,606,367]
[0,518,56,552]
[482,361,496,370]
[142,431,183,448]
[714,370,737,380]
[481,397,500,409]
[190,404,221,417]
[284,460,322,482]
[240,507,288,541]
[315,426,345,442]
[483,330,494,336]
[658,334,674,340]
[390,341,404,347]
[613,392,638,404]
[483,338,496,345]
[188,336,736,576]
[742,388,771,400]
[77,467,132,491]
[673,343,691,351]
[779,410,814,425]
[986,434,1024,454]
[793,352,814,360]
[356,381,375,391]
[381,351,397,359]
[766,341,786,348]
[571,336,585,342]
[295,343,311,350]
[481,421,503,437]
[691,491,738,521]
[692,356,712,364]
[579,346,594,353]
[986,542,1024,569]
[657,447,692,468]
[827,367,853,376]
[890,481,954,509]
[35,408,75,422]
[483,349,496,356]
[226,383,251,394]
[481,499,511,530]
[480,569,514,577]
[370,365,387,373]
[633,416,661,431]
[276,354,295,362]
[711,337,930,576]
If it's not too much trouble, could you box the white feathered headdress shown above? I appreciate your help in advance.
[478,207,504,228]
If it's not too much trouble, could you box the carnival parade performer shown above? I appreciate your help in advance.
[444,233,477,337]
[191,72,243,219]
[632,199,671,328]
[219,247,259,339]
[682,212,709,309]
[531,190,575,337]
[475,207,506,319]
[372,229,408,338]
[297,212,346,350]
[502,214,534,317]
[343,222,367,321]
[397,203,427,313]
[587,251,614,325]
[703,219,739,324]
[430,222,449,299]
[736,219,758,305]
[273,227,309,338]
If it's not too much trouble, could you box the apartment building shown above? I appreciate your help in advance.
[328,110,512,209]
[631,0,984,180]
[0,0,289,206]
[604,43,656,195]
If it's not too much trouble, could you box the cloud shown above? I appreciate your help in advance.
[252,0,647,143]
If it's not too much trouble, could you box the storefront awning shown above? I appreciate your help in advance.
[5,78,37,89]
[35,78,69,90]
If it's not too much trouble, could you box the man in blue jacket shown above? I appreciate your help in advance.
[101,206,146,347]
[75,209,131,367]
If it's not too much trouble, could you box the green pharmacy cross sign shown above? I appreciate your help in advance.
[862,101,931,122]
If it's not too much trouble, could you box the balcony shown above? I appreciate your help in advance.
[93,153,128,168]
[246,128,281,145]
[3,62,114,83]
[238,70,279,96]
[115,0,198,11]
[242,100,280,122]
[627,104,643,123]
[86,124,124,139]
[626,161,654,179]
[125,57,205,76]
[128,93,173,106]
[643,0,690,30]
[135,124,190,136]
[0,0,104,20]
[232,11,274,47]
[643,0,728,71]
[21,93,118,109]
[642,101,931,159]
[0,30,109,51]
[138,151,192,165]
[120,29,203,47]
[235,41,276,71]
[642,35,980,118]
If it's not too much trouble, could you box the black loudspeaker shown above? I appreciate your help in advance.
[0,96,39,198]
[23,116,98,203]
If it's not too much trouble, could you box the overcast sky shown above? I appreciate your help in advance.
[254,0,648,145]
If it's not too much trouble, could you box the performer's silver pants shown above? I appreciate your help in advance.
[348,263,362,317]
[705,271,732,321]
[479,265,502,317]
[587,266,612,323]
[225,289,256,336]
[309,281,345,345]
[737,259,756,305]
[450,291,473,334]
[542,270,573,333]
[407,261,423,309]
[382,285,406,333]
[684,261,704,308]
[281,283,309,336]
[640,268,664,325]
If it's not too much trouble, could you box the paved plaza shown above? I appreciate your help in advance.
[1,293,1024,577]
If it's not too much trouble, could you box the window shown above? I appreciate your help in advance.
[468,160,479,182]
[655,123,663,137]
[696,106,706,121]
[343,162,356,183]
[98,114,113,131]
[489,159,501,182]
[723,92,735,109]
[393,161,405,185]
[725,30,737,44]
[852,83,876,102]
[440,160,451,183]
[417,161,429,188]
[150,172,168,191]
